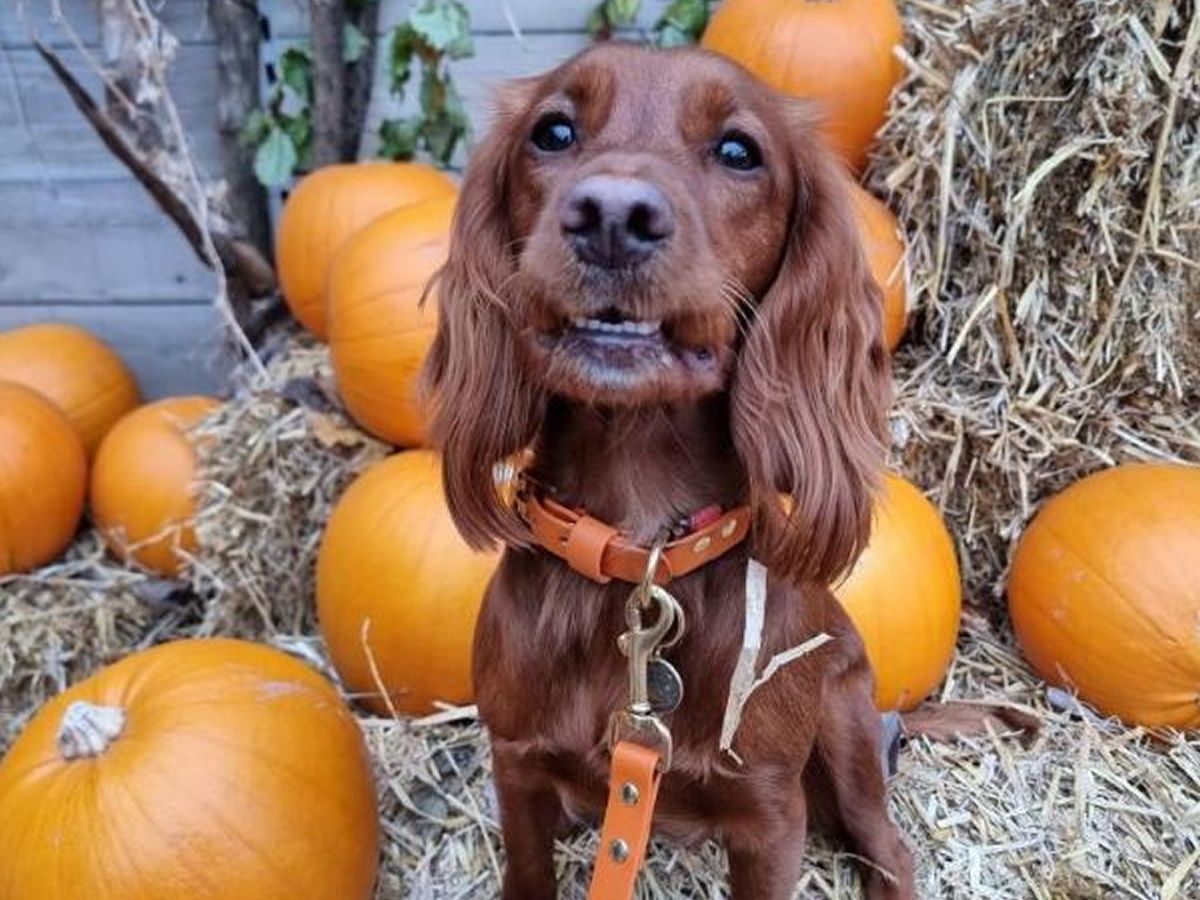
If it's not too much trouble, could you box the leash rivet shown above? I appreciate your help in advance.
[620,782,640,805]
[609,838,630,863]
[693,536,712,553]
[721,519,738,538]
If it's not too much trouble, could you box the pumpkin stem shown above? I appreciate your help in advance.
[57,701,126,760]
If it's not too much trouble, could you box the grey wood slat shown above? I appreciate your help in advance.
[2,0,662,47]
[0,42,222,183]
[1,0,216,48]
[0,179,213,302]
[0,302,228,397]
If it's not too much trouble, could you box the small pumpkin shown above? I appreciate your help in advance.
[702,0,904,170]
[1009,464,1200,729]
[276,161,456,339]
[850,184,908,351]
[90,396,219,576]
[328,194,455,447]
[835,473,961,711]
[0,322,140,456]
[0,638,379,900]
[0,381,87,575]
[317,449,499,715]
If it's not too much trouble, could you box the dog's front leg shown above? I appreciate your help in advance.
[491,738,562,900]
[725,796,809,900]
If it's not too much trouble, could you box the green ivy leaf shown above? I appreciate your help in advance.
[239,108,271,148]
[610,0,641,25]
[587,0,641,39]
[656,0,708,37]
[343,23,368,64]
[586,6,607,37]
[389,23,418,95]
[279,47,313,104]
[254,126,298,187]
[409,0,473,60]
[378,117,422,160]
[280,114,313,169]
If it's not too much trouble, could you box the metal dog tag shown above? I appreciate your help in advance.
[646,657,683,714]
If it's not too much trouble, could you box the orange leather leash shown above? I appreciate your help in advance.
[522,492,750,585]
[588,742,663,899]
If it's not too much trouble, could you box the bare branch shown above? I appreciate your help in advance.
[210,0,272,260]
[310,0,346,166]
[343,0,380,160]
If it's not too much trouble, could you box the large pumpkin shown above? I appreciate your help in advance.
[1009,464,1200,728]
[0,381,87,575]
[0,323,140,456]
[850,185,908,351]
[276,161,456,339]
[702,0,904,169]
[328,194,455,447]
[835,473,961,711]
[0,639,379,900]
[317,449,499,715]
[91,396,219,576]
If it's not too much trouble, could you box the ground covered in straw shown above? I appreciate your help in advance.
[2,0,1198,897]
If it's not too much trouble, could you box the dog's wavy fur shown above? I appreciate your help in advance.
[423,42,913,900]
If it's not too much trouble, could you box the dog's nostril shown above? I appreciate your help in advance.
[626,201,668,244]
[563,195,601,235]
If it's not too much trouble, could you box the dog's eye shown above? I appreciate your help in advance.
[531,114,577,152]
[715,132,762,171]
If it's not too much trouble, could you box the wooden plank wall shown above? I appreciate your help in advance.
[0,0,661,397]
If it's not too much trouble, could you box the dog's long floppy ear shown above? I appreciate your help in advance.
[731,122,892,586]
[422,80,544,551]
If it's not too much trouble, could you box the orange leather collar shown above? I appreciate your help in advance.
[520,492,750,585]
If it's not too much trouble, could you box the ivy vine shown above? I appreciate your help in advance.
[587,0,712,46]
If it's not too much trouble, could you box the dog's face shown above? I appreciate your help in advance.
[495,44,802,405]
[425,43,889,583]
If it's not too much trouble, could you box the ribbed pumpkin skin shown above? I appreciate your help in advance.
[91,396,219,576]
[702,0,903,170]
[0,382,87,575]
[317,450,499,715]
[850,185,907,351]
[1009,464,1200,728]
[0,639,379,900]
[0,323,140,456]
[835,473,961,711]
[276,161,456,339]
[328,194,455,447]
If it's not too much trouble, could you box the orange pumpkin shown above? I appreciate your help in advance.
[702,0,904,170]
[835,473,961,711]
[90,396,219,576]
[328,194,455,447]
[1009,464,1200,728]
[0,323,140,456]
[0,381,87,575]
[317,449,499,715]
[850,185,908,350]
[276,161,456,339]
[0,638,379,900]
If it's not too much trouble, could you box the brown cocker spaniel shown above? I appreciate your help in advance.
[423,42,914,900]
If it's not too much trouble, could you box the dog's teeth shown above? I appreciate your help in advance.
[573,317,661,335]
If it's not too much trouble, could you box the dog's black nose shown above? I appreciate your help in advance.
[561,175,675,268]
